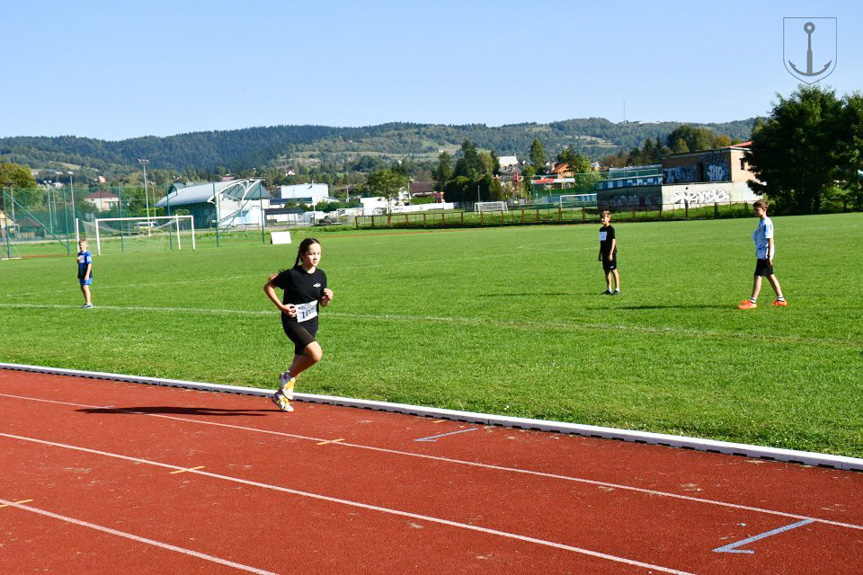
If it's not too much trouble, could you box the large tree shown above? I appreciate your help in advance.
[666,124,724,154]
[746,86,845,214]
[0,160,39,207]
[366,168,409,201]
[454,140,483,180]
[556,145,591,173]
[529,138,546,173]
[433,151,453,188]
[837,93,863,210]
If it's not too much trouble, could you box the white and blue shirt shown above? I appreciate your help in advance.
[77,250,93,279]
[752,216,774,259]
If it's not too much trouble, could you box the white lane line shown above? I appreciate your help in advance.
[713,519,816,554]
[0,432,692,575]
[415,428,478,442]
[0,497,277,575]
[1,391,861,532]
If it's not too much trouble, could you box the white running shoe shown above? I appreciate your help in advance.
[271,390,293,412]
[279,373,296,400]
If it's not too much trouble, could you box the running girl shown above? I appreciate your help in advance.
[264,237,334,412]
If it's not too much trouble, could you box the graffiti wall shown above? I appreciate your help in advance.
[666,186,731,208]
[663,165,700,184]
[705,162,730,182]
[662,151,731,184]
[661,182,760,210]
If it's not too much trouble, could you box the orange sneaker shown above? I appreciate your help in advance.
[738,300,757,310]
[772,299,788,307]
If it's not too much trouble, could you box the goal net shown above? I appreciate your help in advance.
[475,201,508,212]
[83,215,196,255]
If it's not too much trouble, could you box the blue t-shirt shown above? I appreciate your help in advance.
[752,216,774,259]
[77,250,93,279]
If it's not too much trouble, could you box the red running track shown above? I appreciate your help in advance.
[0,370,861,574]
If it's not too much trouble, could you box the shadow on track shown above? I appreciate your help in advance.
[77,406,271,417]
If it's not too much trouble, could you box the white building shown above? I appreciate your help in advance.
[84,190,120,212]
[277,183,330,206]
[498,155,519,169]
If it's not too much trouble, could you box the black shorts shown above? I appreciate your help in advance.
[754,259,774,277]
[281,315,318,355]
[602,254,617,271]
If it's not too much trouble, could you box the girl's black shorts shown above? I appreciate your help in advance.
[281,315,318,355]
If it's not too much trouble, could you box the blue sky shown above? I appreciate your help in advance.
[2,0,860,141]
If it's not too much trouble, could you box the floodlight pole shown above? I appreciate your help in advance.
[68,171,78,243]
[138,159,151,227]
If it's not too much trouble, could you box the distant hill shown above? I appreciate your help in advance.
[0,118,756,177]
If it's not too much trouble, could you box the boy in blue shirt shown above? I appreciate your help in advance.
[76,239,94,309]
[738,200,787,309]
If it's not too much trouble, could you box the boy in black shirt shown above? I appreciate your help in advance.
[598,210,620,295]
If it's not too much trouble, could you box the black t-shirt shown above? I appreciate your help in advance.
[272,265,327,323]
[599,225,616,257]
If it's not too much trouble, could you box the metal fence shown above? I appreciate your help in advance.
[351,200,757,230]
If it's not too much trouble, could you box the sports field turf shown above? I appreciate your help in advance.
[2,213,861,457]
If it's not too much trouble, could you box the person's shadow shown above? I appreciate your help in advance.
[78,406,271,417]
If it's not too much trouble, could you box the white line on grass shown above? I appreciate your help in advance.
[0,432,694,575]
[4,274,256,297]
[0,497,277,575]
[1,302,858,348]
[1,392,861,532]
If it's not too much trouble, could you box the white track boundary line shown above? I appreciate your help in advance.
[2,362,860,471]
[0,497,277,575]
[0,432,693,575]
[1,391,861,532]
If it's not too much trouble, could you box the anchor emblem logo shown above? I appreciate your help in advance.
[784,17,837,84]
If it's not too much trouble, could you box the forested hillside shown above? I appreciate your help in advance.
[0,118,755,179]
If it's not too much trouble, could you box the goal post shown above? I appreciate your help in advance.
[89,215,196,255]
[475,201,508,213]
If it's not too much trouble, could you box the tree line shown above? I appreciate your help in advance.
[4,87,860,215]
[0,118,754,184]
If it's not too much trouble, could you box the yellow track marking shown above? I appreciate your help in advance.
[170,466,205,475]
[0,499,33,508]
[316,438,345,446]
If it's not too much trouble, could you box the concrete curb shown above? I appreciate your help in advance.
[2,362,861,472]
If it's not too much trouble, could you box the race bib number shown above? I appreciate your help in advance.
[295,301,318,323]
[599,231,607,241]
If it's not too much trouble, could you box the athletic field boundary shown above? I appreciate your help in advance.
[2,362,860,472]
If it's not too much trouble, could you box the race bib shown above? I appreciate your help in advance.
[295,301,318,323]
[599,231,607,241]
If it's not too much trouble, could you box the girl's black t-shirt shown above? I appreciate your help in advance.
[272,265,327,323]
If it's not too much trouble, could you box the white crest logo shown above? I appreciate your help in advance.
[783,17,837,84]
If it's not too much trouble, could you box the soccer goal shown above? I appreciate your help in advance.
[475,201,508,213]
[85,215,196,255]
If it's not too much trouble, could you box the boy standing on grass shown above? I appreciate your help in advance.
[598,210,620,296]
[76,239,94,309]
[738,199,787,310]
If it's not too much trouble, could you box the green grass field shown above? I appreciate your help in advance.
[2,213,861,457]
